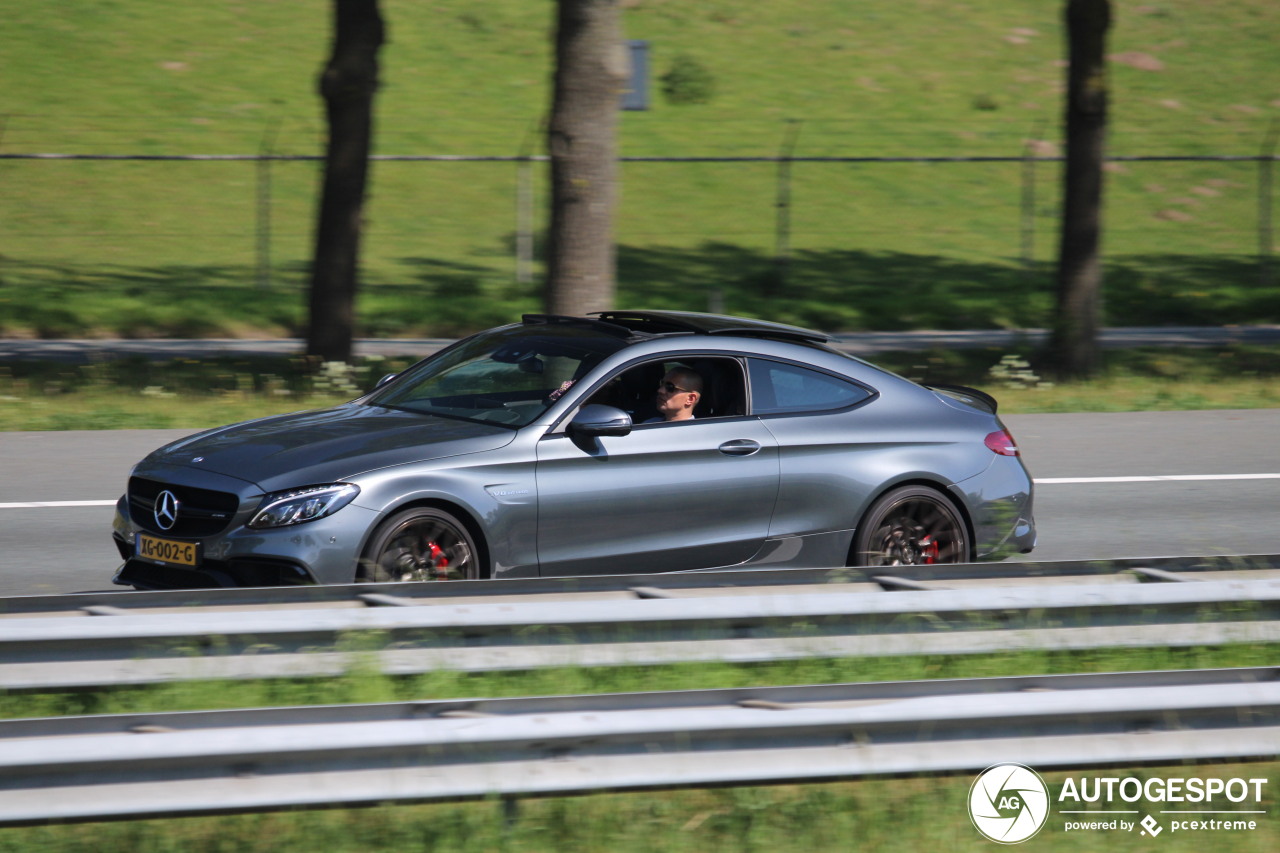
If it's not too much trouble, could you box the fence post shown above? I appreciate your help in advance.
[515,120,539,286]
[773,119,802,292]
[1260,118,1278,290]
[1021,122,1046,286]
[256,118,281,291]
[0,115,7,285]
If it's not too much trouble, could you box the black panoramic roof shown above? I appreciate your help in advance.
[587,310,831,344]
[521,313,637,339]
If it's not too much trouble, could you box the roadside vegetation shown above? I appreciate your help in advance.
[1,344,1277,431]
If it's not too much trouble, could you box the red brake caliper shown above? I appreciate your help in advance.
[918,536,940,565]
[426,541,450,579]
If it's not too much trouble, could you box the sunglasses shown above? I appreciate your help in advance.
[657,381,693,395]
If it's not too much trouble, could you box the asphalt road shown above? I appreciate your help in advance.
[1,409,1278,598]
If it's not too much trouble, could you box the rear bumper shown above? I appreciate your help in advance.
[951,456,1036,561]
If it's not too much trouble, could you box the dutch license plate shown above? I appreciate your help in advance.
[136,533,201,568]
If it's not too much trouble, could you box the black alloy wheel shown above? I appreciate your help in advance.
[851,486,970,566]
[358,507,481,582]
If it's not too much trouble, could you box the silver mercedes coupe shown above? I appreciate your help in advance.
[112,311,1036,588]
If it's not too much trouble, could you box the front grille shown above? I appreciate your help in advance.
[129,476,241,537]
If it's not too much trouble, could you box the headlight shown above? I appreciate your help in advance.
[248,484,360,529]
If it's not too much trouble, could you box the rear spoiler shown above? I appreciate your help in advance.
[924,383,998,414]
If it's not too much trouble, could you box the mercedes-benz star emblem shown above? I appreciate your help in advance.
[154,490,180,531]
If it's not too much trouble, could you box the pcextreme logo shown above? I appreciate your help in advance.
[969,764,1270,844]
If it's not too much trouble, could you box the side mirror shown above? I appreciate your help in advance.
[566,404,633,438]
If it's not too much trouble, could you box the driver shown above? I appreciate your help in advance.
[645,367,703,423]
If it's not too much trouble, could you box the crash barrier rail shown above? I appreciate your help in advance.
[4,327,1279,366]
[0,666,1276,825]
[2,557,1278,691]
[3,553,1276,616]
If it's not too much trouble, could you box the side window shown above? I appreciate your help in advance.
[748,359,873,415]
[591,356,747,424]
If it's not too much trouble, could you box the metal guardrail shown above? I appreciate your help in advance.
[3,554,1276,616]
[1,666,1276,825]
[2,560,1278,690]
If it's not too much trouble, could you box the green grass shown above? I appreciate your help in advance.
[879,343,1280,412]
[0,353,417,430]
[0,0,1277,338]
[5,644,1273,721]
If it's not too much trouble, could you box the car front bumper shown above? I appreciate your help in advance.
[112,495,381,589]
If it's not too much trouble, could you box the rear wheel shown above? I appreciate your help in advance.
[851,486,970,566]
[358,508,481,582]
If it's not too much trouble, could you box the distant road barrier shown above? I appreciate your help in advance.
[2,556,1278,691]
[1,667,1276,825]
[2,326,1279,365]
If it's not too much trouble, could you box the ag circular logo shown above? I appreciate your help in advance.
[969,763,1051,844]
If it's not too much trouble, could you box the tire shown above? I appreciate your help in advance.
[357,507,482,582]
[851,486,970,567]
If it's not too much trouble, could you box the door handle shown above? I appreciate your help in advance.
[718,439,762,457]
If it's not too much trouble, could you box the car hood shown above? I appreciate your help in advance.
[140,404,516,490]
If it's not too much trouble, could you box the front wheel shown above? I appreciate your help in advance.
[851,486,970,566]
[358,507,482,582]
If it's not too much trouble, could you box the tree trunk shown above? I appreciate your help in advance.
[545,0,627,317]
[306,0,384,363]
[1049,0,1111,379]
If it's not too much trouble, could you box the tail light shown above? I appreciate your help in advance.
[985,429,1020,457]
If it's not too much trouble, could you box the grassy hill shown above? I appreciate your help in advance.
[1,0,1277,338]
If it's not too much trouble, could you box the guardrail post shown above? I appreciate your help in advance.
[502,794,521,831]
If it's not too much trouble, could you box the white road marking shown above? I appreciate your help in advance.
[1035,474,1280,485]
[3,473,1278,509]
[0,501,118,509]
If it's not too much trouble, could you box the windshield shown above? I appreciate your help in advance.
[366,323,627,427]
